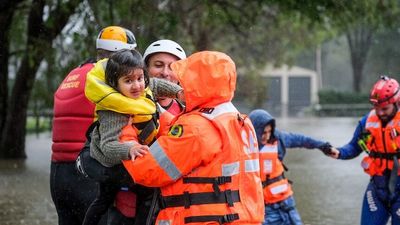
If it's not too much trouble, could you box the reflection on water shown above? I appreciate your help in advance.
[0,118,370,224]
[0,132,56,225]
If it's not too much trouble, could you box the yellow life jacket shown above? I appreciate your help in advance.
[85,58,156,124]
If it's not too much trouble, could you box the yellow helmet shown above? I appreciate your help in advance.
[96,26,137,51]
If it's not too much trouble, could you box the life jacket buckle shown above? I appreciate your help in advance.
[224,189,234,207]
[183,191,191,209]
[220,213,239,224]
[215,176,231,185]
[212,176,232,195]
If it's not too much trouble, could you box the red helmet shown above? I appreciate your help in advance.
[369,76,400,107]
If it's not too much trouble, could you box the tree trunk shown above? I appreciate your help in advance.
[0,0,23,144]
[0,0,81,159]
[346,25,373,93]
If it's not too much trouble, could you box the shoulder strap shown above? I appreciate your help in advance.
[85,120,100,141]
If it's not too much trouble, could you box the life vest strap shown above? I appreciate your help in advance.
[369,151,400,160]
[85,120,100,140]
[262,174,285,188]
[184,213,239,224]
[183,176,232,194]
[159,190,240,209]
[137,116,157,144]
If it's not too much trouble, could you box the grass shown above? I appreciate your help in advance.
[26,116,52,134]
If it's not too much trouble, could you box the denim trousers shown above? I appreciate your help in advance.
[263,196,303,225]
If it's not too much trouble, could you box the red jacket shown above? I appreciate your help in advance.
[52,62,96,162]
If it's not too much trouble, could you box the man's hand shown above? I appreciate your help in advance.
[328,147,340,159]
[319,142,340,159]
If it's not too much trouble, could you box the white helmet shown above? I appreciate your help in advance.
[143,39,186,63]
[96,26,137,51]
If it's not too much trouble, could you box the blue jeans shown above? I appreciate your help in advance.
[360,176,400,225]
[263,196,303,225]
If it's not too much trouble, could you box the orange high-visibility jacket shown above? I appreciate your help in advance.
[259,141,293,204]
[361,110,400,176]
[125,51,265,225]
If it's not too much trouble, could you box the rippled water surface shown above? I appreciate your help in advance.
[278,117,365,225]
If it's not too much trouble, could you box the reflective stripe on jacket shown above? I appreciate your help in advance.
[361,110,400,176]
[127,102,264,225]
[259,141,293,204]
[52,62,95,162]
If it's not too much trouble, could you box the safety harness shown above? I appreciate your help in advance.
[158,176,240,224]
[262,174,285,188]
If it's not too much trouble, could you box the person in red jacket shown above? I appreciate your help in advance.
[51,26,136,225]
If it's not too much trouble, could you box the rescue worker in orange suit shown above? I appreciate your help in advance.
[123,51,265,225]
[249,109,333,225]
[329,76,400,225]
[51,26,136,225]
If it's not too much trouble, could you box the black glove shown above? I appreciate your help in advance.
[319,142,333,156]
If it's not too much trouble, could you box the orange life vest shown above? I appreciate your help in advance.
[259,141,293,204]
[126,102,264,225]
[361,110,400,176]
[117,104,173,218]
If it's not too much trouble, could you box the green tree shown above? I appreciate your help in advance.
[267,0,400,92]
[0,0,82,158]
[0,0,24,145]
[4,0,392,159]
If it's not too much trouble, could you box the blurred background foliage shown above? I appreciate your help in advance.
[2,0,400,157]
[318,90,369,104]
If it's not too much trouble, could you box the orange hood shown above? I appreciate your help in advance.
[171,51,237,112]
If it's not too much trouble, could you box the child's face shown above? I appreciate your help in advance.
[117,68,145,99]
[261,124,272,145]
[147,53,179,83]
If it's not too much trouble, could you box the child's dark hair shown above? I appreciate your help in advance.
[105,49,149,90]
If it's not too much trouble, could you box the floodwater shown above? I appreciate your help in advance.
[0,132,57,225]
[278,117,365,225]
[0,117,370,225]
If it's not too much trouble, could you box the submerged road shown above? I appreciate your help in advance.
[0,117,372,224]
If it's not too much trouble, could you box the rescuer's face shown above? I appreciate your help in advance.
[375,103,396,124]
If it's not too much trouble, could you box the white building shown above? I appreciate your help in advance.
[260,64,319,117]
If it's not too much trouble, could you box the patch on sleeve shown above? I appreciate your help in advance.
[168,125,184,137]
[199,107,214,114]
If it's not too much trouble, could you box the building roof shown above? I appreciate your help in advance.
[260,64,317,77]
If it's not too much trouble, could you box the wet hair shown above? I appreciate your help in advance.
[266,120,276,143]
[105,49,149,91]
